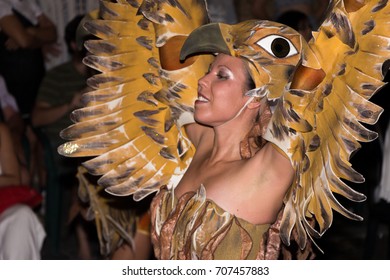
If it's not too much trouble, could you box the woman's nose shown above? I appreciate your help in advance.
[198,75,208,88]
[197,83,203,93]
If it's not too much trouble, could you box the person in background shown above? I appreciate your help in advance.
[32,14,88,151]
[35,0,99,70]
[0,0,57,120]
[0,0,57,193]
[0,122,46,260]
[363,73,390,259]
[0,75,33,186]
[31,14,93,259]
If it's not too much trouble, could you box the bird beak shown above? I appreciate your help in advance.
[180,23,233,61]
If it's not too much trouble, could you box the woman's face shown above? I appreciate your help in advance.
[195,53,252,126]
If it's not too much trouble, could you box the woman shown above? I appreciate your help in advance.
[177,54,293,222]
[150,53,295,260]
[58,0,390,260]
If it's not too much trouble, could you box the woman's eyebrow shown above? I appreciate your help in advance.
[216,64,230,69]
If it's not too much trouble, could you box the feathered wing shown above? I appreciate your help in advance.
[76,166,138,256]
[263,0,390,249]
[58,0,212,201]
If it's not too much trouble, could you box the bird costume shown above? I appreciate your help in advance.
[58,0,390,259]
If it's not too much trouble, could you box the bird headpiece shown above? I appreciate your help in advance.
[180,20,321,102]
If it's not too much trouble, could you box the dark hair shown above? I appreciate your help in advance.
[243,62,256,93]
[64,14,85,55]
[276,10,312,32]
[239,60,268,159]
[245,73,256,92]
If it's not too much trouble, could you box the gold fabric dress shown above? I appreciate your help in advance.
[151,185,286,260]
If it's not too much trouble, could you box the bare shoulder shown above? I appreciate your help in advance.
[233,143,294,223]
[255,142,291,167]
[252,142,294,190]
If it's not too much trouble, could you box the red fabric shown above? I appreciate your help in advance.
[0,186,42,214]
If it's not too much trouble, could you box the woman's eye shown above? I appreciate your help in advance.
[256,35,298,58]
[217,72,228,80]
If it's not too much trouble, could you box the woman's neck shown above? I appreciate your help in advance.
[209,115,254,163]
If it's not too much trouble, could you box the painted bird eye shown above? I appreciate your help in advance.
[256,35,298,58]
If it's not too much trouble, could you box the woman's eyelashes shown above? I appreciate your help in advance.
[215,66,231,80]
[216,71,229,80]
[205,64,231,80]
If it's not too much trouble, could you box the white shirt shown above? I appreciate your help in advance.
[0,0,42,27]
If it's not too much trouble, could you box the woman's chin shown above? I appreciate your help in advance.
[194,115,210,126]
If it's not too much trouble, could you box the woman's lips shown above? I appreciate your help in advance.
[196,93,209,102]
